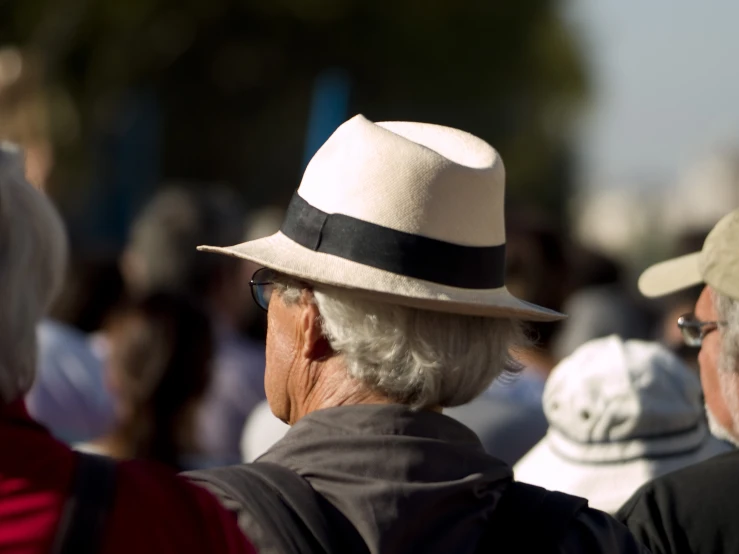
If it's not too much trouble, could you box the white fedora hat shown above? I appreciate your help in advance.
[200,114,564,321]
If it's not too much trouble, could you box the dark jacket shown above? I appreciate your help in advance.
[192,404,649,554]
[618,448,739,554]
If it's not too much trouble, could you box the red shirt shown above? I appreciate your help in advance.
[0,400,256,554]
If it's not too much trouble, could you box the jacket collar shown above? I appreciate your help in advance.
[261,404,511,482]
[258,404,512,554]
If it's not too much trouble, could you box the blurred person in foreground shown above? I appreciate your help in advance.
[78,294,213,470]
[515,336,729,513]
[122,185,265,464]
[0,145,254,553]
[186,115,648,553]
[617,208,739,553]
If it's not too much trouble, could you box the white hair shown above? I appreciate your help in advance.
[705,404,739,448]
[276,279,526,409]
[0,144,68,404]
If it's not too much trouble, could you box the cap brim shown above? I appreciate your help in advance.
[199,232,566,322]
[638,252,703,298]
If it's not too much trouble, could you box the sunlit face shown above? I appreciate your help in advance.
[696,286,735,436]
[264,292,302,422]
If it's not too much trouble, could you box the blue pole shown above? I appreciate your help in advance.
[303,68,351,168]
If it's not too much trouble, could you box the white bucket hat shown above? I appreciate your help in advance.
[514,336,731,513]
[199,114,563,320]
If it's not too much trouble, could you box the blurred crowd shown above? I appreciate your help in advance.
[21,180,713,474]
[1,40,738,554]
[29,184,272,467]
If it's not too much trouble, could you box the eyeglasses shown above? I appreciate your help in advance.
[677,313,725,347]
[250,268,278,312]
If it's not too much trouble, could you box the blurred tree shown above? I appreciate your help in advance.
[0,0,587,243]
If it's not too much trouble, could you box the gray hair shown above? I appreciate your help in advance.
[126,185,245,297]
[276,279,526,409]
[715,290,739,370]
[711,290,739,445]
[0,144,68,403]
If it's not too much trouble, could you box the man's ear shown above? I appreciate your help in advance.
[299,292,334,361]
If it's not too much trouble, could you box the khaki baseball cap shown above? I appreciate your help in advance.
[639,208,739,300]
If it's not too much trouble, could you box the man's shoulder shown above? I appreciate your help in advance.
[625,447,738,506]
[562,505,651,554]
[505,482,649,554]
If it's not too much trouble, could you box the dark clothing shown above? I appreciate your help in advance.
[191,404,649,554]
[618,448,739,554]
[0,399,254,554]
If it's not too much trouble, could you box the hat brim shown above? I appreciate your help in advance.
[199,232,565,322]
[638,252,703,298]
[514,427,729,513]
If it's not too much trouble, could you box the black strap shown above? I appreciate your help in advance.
[243,463,346,553]
[281,193,507,289]
[186,462,366,554]
[52,452,118,554]
[477,481,588,554]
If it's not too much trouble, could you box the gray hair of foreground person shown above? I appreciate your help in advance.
[274,275,527,408]
[0,144,68,404]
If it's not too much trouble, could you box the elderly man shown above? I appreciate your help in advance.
[187,115,647,554]
[0,145,254,554]
[617,208,739,553]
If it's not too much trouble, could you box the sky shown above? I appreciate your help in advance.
[565,0,739,190]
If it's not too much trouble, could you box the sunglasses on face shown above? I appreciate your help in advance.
[249,268,278,312]
[677,313,725,348]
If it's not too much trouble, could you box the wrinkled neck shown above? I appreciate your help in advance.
[288,358,394,425]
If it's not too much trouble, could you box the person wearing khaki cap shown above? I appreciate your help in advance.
[185,115,648,554]
[618,208,739,554]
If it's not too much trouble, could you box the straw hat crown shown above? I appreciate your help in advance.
[298,116,505,247]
